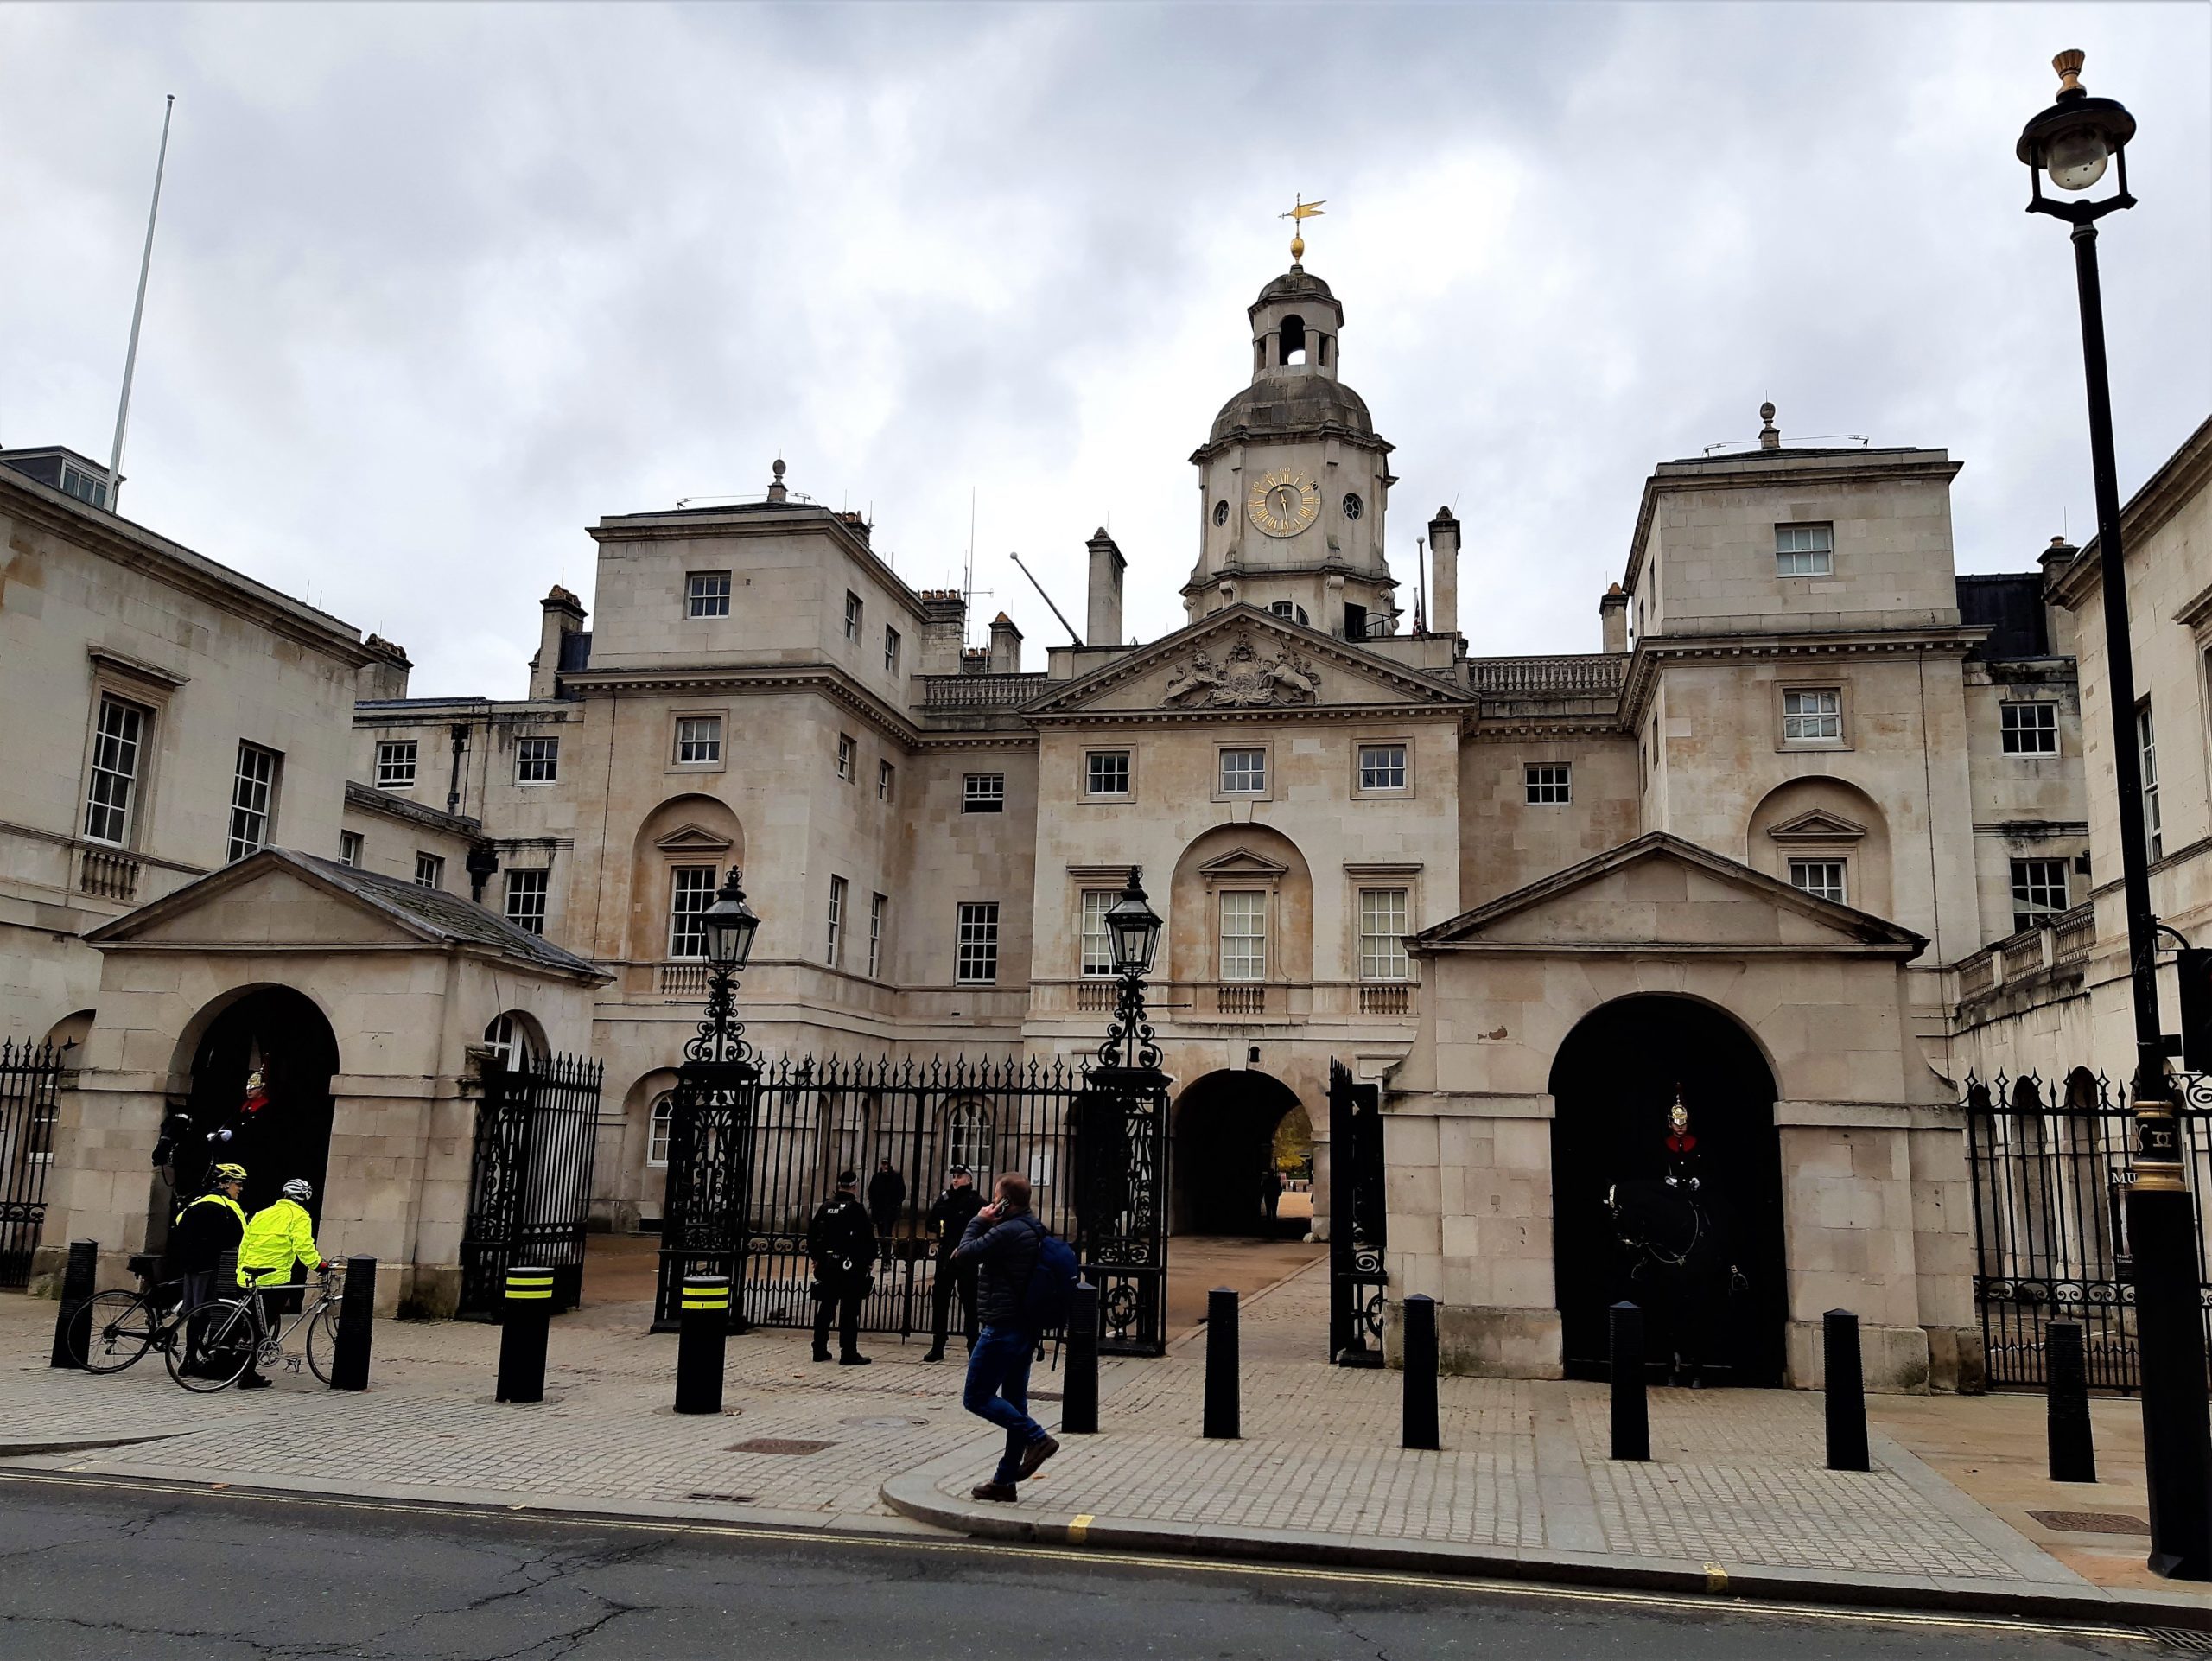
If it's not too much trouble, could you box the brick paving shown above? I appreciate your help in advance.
[0,1262,2153,1596]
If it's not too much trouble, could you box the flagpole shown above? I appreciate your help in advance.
[108,94,175,513]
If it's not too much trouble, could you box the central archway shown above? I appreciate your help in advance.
[1548,994,1787,1386]
[1172,1069,1302,1236]
[170,986,340,1225]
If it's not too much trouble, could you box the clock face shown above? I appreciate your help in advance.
[1246,468,1321,538]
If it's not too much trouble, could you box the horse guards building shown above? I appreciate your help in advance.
[3,246,2207,1396]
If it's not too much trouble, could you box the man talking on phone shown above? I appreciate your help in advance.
[950,1171,1060,1501]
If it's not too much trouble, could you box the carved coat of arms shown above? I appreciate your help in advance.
[1161,633,1320,709]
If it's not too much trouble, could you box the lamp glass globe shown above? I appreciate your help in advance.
[2046,130,2111,191]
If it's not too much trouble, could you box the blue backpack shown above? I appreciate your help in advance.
[1020,1222,1081,1333]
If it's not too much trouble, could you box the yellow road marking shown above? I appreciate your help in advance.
[1069,1512,1093,1544]
[1705,1562,1728,1593]
[0,1467,2151,1644]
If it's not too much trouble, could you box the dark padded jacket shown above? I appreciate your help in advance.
[926,1185,986,1263]
[951,1206,1045,1329]
[806,1194,875,1287]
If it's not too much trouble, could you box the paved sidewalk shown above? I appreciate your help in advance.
[4,1263,2208,1626]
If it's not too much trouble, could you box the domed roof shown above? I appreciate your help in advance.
[1208,372,1375,446]
[1254,264,1337,305]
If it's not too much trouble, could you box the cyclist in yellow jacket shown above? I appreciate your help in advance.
[235,1178,331,1389]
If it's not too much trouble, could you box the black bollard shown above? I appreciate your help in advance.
[1402,1294,1440,1451]
[496,1264,554,1404]
[675,1276,729,1415]
[1203,1286,1239,1441]
[1609,1301,1649,1461]
[1063,1282,1099,1435]
[328,1257,378,1391]
[1824,1308,1870,1472]
[2047,1320,2098,1483]
[49,1239,99,1369]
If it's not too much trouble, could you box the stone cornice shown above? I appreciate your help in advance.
[1463,716,1627,741]
[1187,422,1395,468]
[556,663,925,749]
[2056,414,2212,610]
[1618,625,1986,729]
[1,471,375,667]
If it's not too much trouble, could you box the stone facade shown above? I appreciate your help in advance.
[4,270,2135,1389]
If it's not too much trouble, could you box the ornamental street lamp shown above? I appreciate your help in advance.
[690,869,760,1066]
[1097,867,1164,1076]
[2018,51,2211,1581]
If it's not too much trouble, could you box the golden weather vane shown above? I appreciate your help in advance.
[1281,194,1325,263]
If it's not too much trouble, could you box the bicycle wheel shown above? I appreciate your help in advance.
[75,1289,157,1373]
[167,1299,255,1392]
[305,1301,343,1385]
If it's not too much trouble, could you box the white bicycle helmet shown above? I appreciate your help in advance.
[281,1178,314,1203]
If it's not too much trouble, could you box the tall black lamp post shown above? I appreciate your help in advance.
[2018,50,2211,1581]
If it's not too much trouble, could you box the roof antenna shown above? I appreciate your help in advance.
[108,94,176,513]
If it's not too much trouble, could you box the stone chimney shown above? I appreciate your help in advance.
[988,611,1023,674]
[1599,583,1630,653]
[358,634,412,701]
[2040,536,2082,660]
[1086,528,1126,647]
[1758,401,1781,450]
[918,589,967,675]
[1427,508,1461,640]
[530,585,587,700]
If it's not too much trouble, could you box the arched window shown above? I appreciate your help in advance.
[1279,315,1306,366]
[945,1098,994,1180]
[482,1011,543,1071]
[649,1093,674,1166]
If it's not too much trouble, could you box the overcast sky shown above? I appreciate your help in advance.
[3,3,2207,696]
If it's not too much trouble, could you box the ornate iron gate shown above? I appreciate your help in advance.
[653,1053,1171,1356]
[0,1040,62,1290]
[457,1052,605,1317]
[1964,1068,2212,1391]
[1328,1058,1388,1365]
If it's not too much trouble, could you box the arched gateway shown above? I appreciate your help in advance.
[1548,994,1788,1387]
[1173,1068,1302,1235]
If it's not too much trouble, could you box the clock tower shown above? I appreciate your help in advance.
[1185,258,1399,639]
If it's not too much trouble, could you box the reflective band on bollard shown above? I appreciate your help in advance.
[676,1275,730,1416]
[497,1265,555,1404]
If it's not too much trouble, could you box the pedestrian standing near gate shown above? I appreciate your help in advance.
[1260,1167,1283,1230]
[922,1165,984,1364]
[951,1172,1068,1503]
[165,1161,247,1376]
[867,1158,907,1266]
[807,1172,875,1365]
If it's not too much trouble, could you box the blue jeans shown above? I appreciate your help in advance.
[963,1324,1046,1484]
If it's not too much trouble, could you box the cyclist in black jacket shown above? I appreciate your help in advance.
[165,1162,247,1375]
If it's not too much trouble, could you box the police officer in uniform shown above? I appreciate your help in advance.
[921,1166,984,1363]
[807,1171,875,1365]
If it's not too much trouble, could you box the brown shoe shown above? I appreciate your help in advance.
[1016,1435,1060,1480]
[970,1481,1017,1503]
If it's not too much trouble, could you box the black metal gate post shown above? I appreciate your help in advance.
[1329,1059,1389,1366]
[652,1058,760,1333]
[1076,1067,1170,1358]
[0,1040,62,1291]
[459,1053,605,1319]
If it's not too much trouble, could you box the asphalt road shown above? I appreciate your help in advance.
[0,1470,2169,1660]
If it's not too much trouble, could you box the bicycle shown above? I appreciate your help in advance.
[73,1254,189,1375]
[168,1266,346,1392]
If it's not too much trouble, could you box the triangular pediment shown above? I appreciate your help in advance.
[1026,605,1468,719]
[86,852,437,951]
[1765,808,1867,843]
[1412,832,1924,957]
[1196,850,1291,881]
[652,824,735,855]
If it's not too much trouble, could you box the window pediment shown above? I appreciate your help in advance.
[652,824,735,856]
[1764,808,1867,844]
[1196,850,1289,883]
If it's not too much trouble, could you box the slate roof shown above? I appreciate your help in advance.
[286,852,607,979]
